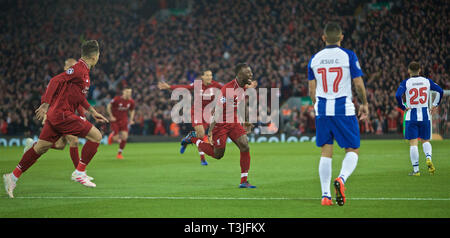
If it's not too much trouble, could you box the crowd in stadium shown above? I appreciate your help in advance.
[0,0,448,137]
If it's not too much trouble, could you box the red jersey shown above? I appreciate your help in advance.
[218,79,246,124]
[110,96,135,122]
[41,76,86,117]
[42,59,91,123]
[170,80,223,110]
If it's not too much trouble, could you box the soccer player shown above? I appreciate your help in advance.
[308,22,369,206]
[107,87,135,159]
[3,40,109,198]
[158,69,223,166]
[180,63,256,188]
[395,61,443,176]
[34,58,88,173]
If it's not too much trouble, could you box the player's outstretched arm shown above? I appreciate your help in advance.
[158,82,171,90]
[353,77,369,121]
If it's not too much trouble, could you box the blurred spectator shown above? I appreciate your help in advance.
[0,0,447,137]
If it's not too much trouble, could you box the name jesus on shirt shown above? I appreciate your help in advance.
[320,59,341,64]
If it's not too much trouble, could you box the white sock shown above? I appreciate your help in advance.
[410,146,419,172]
[422,142,432,161]
[319,157,332,198]
[75,170,86,175]
[338,152,358,183]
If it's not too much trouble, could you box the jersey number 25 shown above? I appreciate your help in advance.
[409,87,427,105]
[317,67,343,93]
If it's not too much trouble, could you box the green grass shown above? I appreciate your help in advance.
[0,140,449,218]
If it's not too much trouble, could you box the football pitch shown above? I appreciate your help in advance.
[0,139,449,218]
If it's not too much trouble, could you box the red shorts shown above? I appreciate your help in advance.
[212,123,247,149]
[39,114,93,143]
[111,120,128,134]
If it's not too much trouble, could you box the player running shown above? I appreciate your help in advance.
[308,22,369,206]
[395,61,443,176]
[158,69,223,166]
[28,58,90,175]
[180,63,256,188]
[107,86,135,160]
[3,40,109,198]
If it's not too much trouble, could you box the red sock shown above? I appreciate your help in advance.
[119,140,126,151]
[69,147,80,168]
[76,141,99,172]
[240,151,251,183]
[198,148,205,161]
[192,137,215,157]
[14,147,41,178]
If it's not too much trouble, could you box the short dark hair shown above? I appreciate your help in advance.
[81,40,99,58]
[408,61,421,72]
[235,63,249,75]
[324,22,342,44]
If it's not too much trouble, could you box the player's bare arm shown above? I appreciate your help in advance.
[308,80,317,104]
[35,103,50,121]
[353,76,369,121]
[88,106,109,123]
[129,109,135,125]
[106,103,116,122]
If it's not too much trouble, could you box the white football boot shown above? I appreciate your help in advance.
[71,171,96,188]
[3,173,17,198]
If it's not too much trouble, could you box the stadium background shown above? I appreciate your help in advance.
[0,0,448,142]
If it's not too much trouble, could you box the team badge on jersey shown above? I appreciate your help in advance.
[66,68,74,75]
[220,96,226,104]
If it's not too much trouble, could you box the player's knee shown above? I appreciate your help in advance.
[69,139,79,147]
[239,143,250,152]
[88,128,103,143]
[53,143,65,150]
[34,142,51,154]
[214,150,225,159]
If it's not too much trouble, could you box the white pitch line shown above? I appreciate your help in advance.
[5,196,450,201]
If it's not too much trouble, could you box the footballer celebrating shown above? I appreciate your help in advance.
[107,86,136,160]
[395,61,443,176]
[3,40,109,198]
[308,22,369,206]
[181,63,256,188]
[158,69,223,166]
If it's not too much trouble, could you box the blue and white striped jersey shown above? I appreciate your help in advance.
[308,45,363,117]
[395,76,443,122]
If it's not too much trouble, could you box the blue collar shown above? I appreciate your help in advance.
[325,45,339,48]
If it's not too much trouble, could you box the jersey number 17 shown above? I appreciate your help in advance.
[317,67,343,93]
